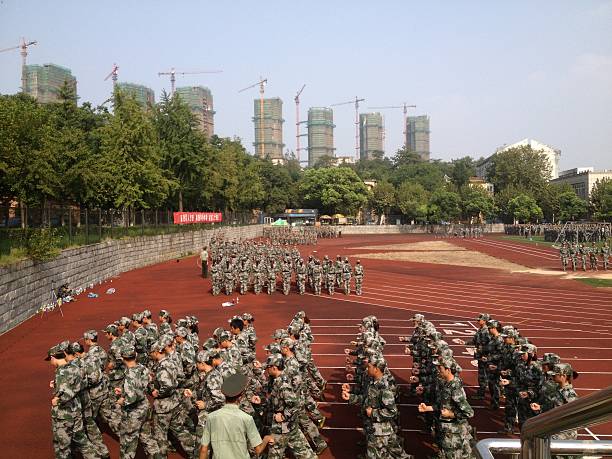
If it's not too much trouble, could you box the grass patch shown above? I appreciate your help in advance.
[574,278,612,288]
[498,235,556,247]
[0,247,28,267]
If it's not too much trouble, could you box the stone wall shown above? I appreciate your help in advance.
[340,223,505,235]
[0,225,264,335]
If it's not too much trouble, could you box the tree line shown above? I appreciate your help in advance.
[1,86,610,225]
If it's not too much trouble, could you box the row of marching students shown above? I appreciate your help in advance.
[467,313,580,439]
[341,315,413,459]
[45,309,329,459]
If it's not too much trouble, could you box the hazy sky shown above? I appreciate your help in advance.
[1,0,611,169]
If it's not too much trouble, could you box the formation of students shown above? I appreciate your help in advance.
[45,309,329,458]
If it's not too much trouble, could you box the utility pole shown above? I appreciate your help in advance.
[294,84,306,161]
[331,96,365,160]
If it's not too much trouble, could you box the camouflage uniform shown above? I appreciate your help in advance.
[326,261,336,295]
[119,358,161,458]
[267,262,277,295]
[239,260,250,294]
[150,351,197,458]
[354,261,364,295]
[211,263,221,295]
[589,243,599,270]
[281,260,292,295]
[559,243,569,271]
[342,258,352,295]
[579,244,587,271]
[467,314,490,398]
[49,344,100,459]
[602,243,610,270]
[224,262,235,295]
[482,321,503,409]
[296,260,307,295]
[312,262,322,295]
[266,365,316,459]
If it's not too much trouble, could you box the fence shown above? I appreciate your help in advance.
[0,205,255,259]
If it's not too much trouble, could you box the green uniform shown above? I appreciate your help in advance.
[201,404,263,459]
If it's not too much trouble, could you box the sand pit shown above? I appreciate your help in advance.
[353,241,466,251]
[352,241,526,271]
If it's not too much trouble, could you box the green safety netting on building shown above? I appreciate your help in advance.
[271,218,288,226]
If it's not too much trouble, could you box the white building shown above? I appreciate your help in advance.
[476,138,561,180]
[550,168,612,201]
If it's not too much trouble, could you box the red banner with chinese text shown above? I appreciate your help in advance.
[173,212,223,224]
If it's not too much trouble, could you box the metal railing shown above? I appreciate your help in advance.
[476,385,612,459]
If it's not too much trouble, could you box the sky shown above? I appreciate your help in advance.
[1,0,611,170]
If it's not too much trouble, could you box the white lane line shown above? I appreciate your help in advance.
[323,382,602,391]
[320,427,612,438]
[313,353,612,361]
[585,427,601,440]
[318,366,612,375]
[320,401,506,409]
[466,238,558,261]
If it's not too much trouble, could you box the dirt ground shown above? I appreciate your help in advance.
[352,240,527,271]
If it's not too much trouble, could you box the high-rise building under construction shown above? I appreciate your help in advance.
[23,63,77,104]
[359,113,384,160]
[116,82,155,108]
[307,107,335,167]
[253,98,284,160]
[176,86,214,138]
[406,115,430,161]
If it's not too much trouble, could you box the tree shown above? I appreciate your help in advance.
[590,178,612,222]
[396,182,429,223]
[391,161,448,192]
[450,157,476,188]
[257,160,298,214]
[313,155,336,169]
[538,183,574,223]
[429,189,461,223]
[557,191,587,222]
[461,186,495,222]
[298,167,369,215]
[392,147,422,168]
[485,145,551,196]
[353,157,394,182]
[369,181,396,223]
[507,194,543,223]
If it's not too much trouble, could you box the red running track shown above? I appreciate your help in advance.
[0,233,610,458]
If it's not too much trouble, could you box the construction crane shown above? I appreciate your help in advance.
[331,96,365,159]
[158,68,222,96]
[104,63,119,87]
[294,84,306,160]
[368,103,416,148]
[0,38,37,92]
[239,77,268,157]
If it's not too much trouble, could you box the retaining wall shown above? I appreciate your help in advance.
[0,225,264,334]
[340,223,505,235]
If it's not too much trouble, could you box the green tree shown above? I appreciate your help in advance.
[450,156,476,188]
[396,182,429,223]
[313,155,336,169]
[557,191,587,222]
[369,181,396,223]
[298,167,369,215]
[354,157,394,182]
[590,178,612,222]
[392,147,422,168]
[257,160,298,214]
[538,183,574,223]
[485,145,551,196]
[460,186,495,222]
[507,193,543,223]
[429,189,461,223]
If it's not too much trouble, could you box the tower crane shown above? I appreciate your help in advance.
[331,96,365,160]
[104,63,119,87]
[239,77,268,157]
[158,68,222,96]
[368,103,416,148]
[0,38,37,92]
[294,84,306,160]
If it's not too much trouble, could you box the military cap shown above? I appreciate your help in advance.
[118,316,131,327]
[542,353,561,365]
[265,354,284,368]
[45,343,67,361]
[189,315,199,325]
[548,363,573,376]
[426,331,443,341]
[213,327,225,339]
[176,318,189,328]
[486,319,500,329]
[265,343,281,354]
[121,344,137,359]
[132,312,143,322]
[368,354,387,370]
[241,312,253,321]
[476,313,491,321]
[221,373,248,397]
[294,311,305,320]
[159,309,171,318]
[202,338,218,351]
[174,327,188,338]
[69,342,84,354]
[142,309,152,318]
[149,341,164,354]
[196,350,211,364]
[218,330,232,343]
[279,337,294,349]
[227,315,242,324]
[501,327,519,339]
[433,356,455,369]
[159,334,174,348]
[83,329,98,340]
[102,324,119,335]
[272,329,289,340]
[520,343,537,354]
[411,313,425,322]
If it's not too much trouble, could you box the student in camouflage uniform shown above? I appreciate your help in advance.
[342,257,352,295]
[46,342,100,459]
[239,258,250,294]
[418,356,475,459]
[267,260,277,295]
[149,341,197,458]
[103,323,125,429]
[498,327,519,433]
[467,313,490,399]
[281,259,292,295]
[296,258,307,295]
[312,259,322,295]
[569,243,578,271]
[115,344,162,459]
[578,243,588,271]
[158,310,173,336]
[224,260,235,295]
[589,242,599,270]
[602,242,610,270]
[65,342,110,458]
[210,262,221,295]
[132,313,150,365]
[559,242,569,272]
[482,319,503,409]
[265,354,317,459]
[354,260,364,295]
[254,259,265,294]
[516,343,542,427]
[326,258,336,295]
[335,255,344,287]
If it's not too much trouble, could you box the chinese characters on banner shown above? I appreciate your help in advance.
[173,212,223,224]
